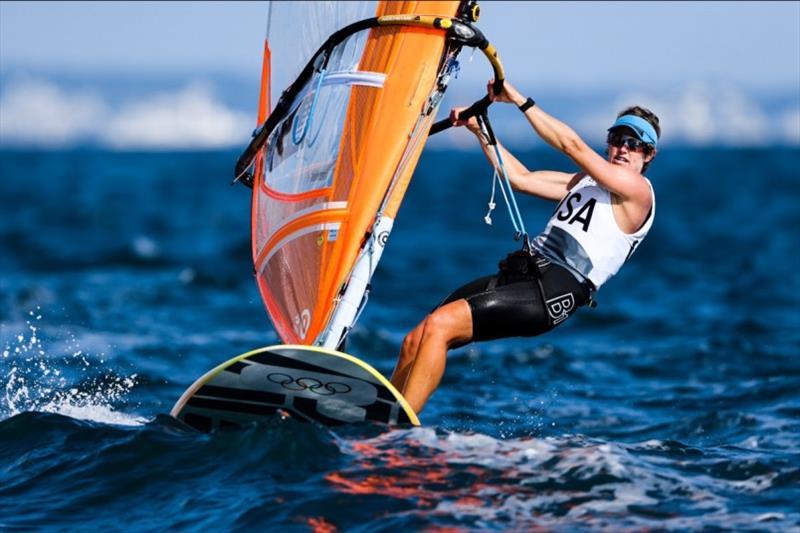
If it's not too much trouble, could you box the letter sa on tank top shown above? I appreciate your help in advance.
[532,175,655,289]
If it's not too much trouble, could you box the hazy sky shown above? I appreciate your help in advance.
[1,1,798,149]
[2,1,799,90]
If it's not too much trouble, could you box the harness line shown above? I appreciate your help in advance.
[477,113,528,245]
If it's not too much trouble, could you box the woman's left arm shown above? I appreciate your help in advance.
[492,81,650,201]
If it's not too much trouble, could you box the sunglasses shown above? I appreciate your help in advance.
[607,132,652,152]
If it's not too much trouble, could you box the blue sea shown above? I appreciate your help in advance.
[1,146,799,531]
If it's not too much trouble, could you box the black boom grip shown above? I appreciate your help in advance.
[429,94,492,136]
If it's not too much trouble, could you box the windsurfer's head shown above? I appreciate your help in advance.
[607,106,660,173]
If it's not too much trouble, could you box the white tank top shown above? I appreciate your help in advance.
[532,175,655,289]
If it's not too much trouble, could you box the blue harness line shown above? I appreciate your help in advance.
[477,114,528,242]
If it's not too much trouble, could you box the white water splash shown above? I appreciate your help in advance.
[1,309,147,427]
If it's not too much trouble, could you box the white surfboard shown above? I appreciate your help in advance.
[171,344,419,431]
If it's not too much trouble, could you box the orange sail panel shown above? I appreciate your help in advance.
[250,38,271,262]
[252,1,461,346]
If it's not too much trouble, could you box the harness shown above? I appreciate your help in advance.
[492,243,597,324]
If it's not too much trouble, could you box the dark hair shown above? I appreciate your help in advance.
[617,106,660,139]
[616,106,660,173]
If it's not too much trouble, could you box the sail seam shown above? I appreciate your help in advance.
[259,201,348,255]
[261,223,342,268]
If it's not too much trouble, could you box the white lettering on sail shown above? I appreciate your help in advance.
[294,309,311,339]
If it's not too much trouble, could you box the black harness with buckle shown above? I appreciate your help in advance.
[492,242,597,325]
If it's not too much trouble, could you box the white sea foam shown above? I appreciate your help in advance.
[1,309,147,427]
[131,235,161,259]
[331,428,798,529]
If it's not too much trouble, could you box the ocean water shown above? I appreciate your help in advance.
[1,146,799,531]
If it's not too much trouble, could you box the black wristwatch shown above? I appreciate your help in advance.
[518,97,535,112]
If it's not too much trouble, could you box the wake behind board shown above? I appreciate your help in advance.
[171,345,419,432]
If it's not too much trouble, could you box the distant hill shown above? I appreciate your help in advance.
[1,69,798,150]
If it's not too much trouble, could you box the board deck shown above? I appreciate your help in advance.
[171,344,420,431]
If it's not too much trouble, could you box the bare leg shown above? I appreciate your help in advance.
[390,299,473,413]
[390,324,422,393]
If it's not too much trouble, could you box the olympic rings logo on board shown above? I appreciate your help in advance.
[267,372,352,395]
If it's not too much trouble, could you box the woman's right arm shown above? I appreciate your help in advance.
[453,108,574,201]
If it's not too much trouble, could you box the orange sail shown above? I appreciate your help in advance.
[246,1,467,347]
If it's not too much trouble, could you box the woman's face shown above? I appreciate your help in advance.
[607,129,656,173]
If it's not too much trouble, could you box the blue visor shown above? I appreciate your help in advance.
[608,115,658,147]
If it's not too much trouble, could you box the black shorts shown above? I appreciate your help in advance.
[437,254,592,343]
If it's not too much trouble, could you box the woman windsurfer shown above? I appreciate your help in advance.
[391,79,660,413]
